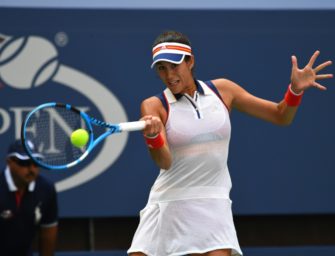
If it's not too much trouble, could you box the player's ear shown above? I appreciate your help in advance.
[189,55,195,70]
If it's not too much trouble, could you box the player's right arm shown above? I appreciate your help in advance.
[141,96,172,170]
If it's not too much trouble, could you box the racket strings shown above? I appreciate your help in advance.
[24,106,88,168]
[90,117,119,133]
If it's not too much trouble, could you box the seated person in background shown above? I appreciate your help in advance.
[0,139,58,256]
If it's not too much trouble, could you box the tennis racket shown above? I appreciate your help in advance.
[21,102,145,170]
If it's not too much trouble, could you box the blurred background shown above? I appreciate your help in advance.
[0,0,334,255]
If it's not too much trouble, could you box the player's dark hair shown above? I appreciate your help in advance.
[152,30,192,47]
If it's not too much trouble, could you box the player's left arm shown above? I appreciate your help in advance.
[214,50,333,125]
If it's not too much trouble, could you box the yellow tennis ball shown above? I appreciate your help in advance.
[71,129,89,148]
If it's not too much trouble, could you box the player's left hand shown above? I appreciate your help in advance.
[290,50,333,94]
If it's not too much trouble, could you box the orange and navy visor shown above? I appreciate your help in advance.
[151,42,192,68]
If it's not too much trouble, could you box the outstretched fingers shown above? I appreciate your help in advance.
[291,50,332,92]
[314,73,333,90]
[316,74,333,80]
[291,55,298,70]
[314,60,333,73]
[307,50,320,68]
[313,82,327,91]
[313,55,333,91]
[315,59,333,84]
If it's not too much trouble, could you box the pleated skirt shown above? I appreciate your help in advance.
[128,197,242,256]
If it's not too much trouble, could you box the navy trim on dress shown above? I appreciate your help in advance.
[204,80,230,112]
[155,92,168,112]
[155,79,228,113]
[204,80,223,101]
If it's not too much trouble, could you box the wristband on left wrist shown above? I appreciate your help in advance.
[284,84,303,106]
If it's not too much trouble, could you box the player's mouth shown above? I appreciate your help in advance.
[167,80,179,87]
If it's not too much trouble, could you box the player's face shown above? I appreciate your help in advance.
[7,157,39,187]
[155,57,195,95]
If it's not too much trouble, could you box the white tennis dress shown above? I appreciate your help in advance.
[128,80,242,256]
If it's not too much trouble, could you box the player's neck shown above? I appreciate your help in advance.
[183,81,197,97]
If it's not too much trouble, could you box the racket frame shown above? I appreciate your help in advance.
[21,102,145,170]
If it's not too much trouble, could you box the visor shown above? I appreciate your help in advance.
[151,42,192,68]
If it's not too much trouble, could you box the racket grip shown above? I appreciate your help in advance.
[119,121,146,132]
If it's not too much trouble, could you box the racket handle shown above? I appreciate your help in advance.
[119,121,146,132]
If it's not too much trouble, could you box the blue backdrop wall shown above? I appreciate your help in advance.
[0,8,334,217]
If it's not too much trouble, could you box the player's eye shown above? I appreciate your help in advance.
[156,65,165,71]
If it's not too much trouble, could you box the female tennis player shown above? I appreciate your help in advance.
[127,31,333,256]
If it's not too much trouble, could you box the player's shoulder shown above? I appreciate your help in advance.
[141,95,165,110]
[142,95,162,104]
[141,94,168,121]
[211,78,238,88]
[210,78,244,93]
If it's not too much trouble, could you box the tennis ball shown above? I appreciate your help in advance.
[71,129,89,148]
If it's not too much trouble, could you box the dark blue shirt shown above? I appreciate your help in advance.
[0,168,58,256]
